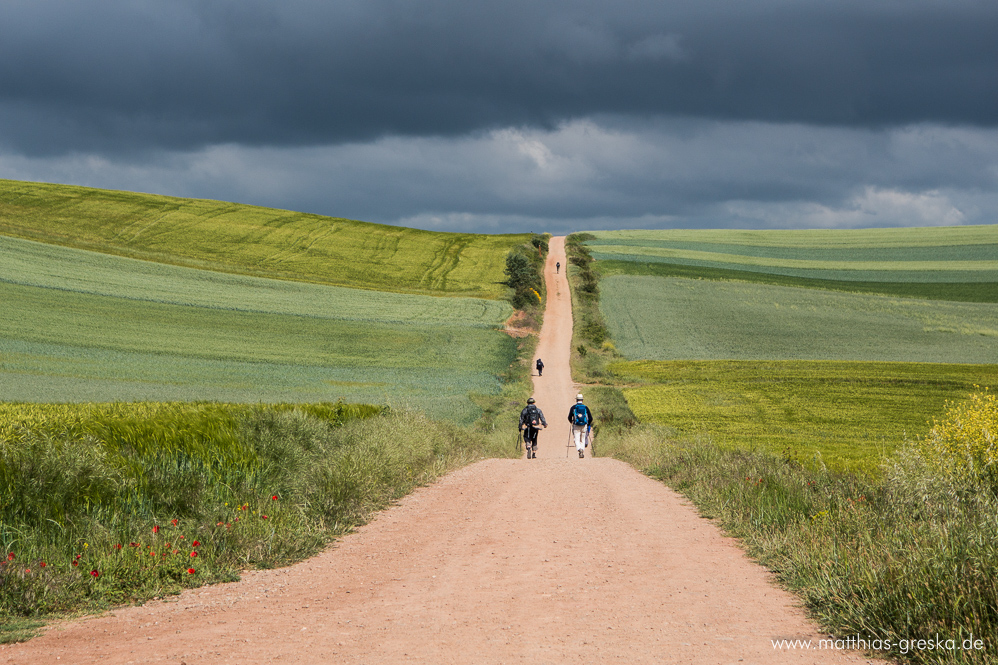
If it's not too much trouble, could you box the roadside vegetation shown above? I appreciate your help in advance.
[564,233,615,382]
[503,233,549,310]
[0,179,528,298]
[572,227,998,663]
[593,389,997,665]
[0,342,535,642]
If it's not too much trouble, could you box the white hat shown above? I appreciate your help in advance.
[576,394,584,401]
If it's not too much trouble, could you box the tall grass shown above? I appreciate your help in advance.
[594,388,997,665]
[0,401,515,635]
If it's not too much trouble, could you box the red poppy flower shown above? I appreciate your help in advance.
[192,541,200,547]
[262,515,268,519]
[165,543,171,549]
[150,552,156,556]
[216,522,223,526]
[90,570,99,578]
[190,551,198,558]
[171,519,178,526]
[272,495,278,501]
[187,568,195,574]
[130,542,139,547]
[40,562,47,568]
[72,561,79,567]
[24,568,31,573]
[152,525,160,534]
[115,544,123,550]
[6,553,13,561]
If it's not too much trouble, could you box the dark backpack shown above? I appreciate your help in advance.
[524,405,541,427]
[571,403,589,427]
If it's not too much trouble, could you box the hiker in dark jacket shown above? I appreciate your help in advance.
[567,393,594,458]
[535,358,544,376]
[519,397,547,459]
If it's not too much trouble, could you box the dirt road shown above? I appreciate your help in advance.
[1,237,863,664]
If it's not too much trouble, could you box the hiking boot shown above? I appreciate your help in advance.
[579,450,584,458]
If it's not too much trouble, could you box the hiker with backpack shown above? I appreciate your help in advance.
[535,358,544,376]
[556,261,560,274]
[519,397,547,459]
[567,394,594,458]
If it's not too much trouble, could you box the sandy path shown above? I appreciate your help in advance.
[1,237,863,664]
[528,236,579,460]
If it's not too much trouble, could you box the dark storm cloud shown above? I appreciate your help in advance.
[2,0,997,156]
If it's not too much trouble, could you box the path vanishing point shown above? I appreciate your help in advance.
[1,237,865,664]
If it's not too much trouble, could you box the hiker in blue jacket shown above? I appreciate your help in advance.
[519,397,547,459]
[567,394,594,458]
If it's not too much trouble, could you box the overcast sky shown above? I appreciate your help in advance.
[2,0,997,233]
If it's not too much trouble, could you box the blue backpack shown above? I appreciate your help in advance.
[570,403,589,427]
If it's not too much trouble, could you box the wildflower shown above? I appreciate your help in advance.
[90,570,99,578]
[153,525,160,534]
[192,541,200,547]
[190,551,198,558]
[171,519,178,526]
[165,543,171,549]
[130,542,139,547]
[187,568,195,574]
[115,544,123,550]
[272,495,278,501]
[216,522,223,526]
[40,562,47,568]
[234,518,239,523]
[262,515,268,520]
[24,568,31,574]
[7,553,14,561]
[72,561,79,567]
[179,535,185,540]
[83,542,89,549]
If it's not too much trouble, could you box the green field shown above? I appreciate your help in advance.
[0,179,527,298]
[600,276,998,363]
[611,360,998,472]
[0,236,515,421]
[588,226,998,301]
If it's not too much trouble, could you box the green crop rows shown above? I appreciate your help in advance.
[0,179,528,298]
[600,276,998,363]
[587,226,998,301]
[612,360,998,473]
[0,236,516,422]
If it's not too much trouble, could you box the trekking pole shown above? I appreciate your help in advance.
[516,429,523,454]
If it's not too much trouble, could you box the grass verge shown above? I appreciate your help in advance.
[591,387,997,664]
[565,233,618,383]
[0,400,522,641]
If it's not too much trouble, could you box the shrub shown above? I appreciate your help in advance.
[922,388,998,492]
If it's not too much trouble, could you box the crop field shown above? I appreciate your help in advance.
[587,226,998,301]
[611,359,998,473]
[0,237,516,422]
[600,276,998,363]
[0,179,528,298]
